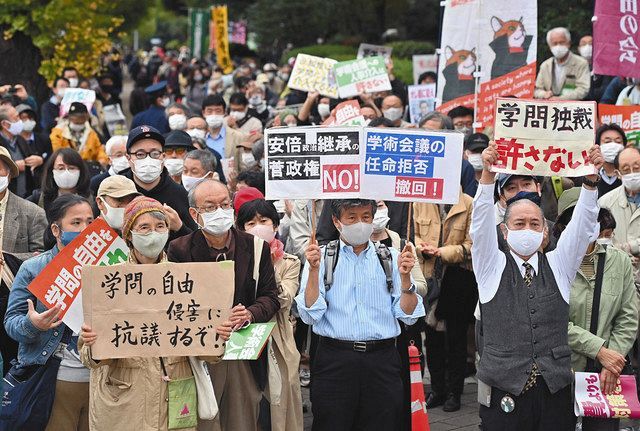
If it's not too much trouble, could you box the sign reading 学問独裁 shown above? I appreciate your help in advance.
[82,261,235,359]
[492,98,596,177]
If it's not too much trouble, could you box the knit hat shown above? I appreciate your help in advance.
[121,196,165,240]
[233,187,264,214]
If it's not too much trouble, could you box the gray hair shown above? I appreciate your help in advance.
[105,135,127,156]
[503,199,544,226]
[0,106,12,123]
[165,102,190,116]
[546,27,571,45]
[330,199,377,219]
[188,178,230,208]
[185,149,217,173]
[419,111,453,130]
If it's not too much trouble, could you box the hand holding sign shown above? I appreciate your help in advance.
[586,145,604,182]
[28,299,63,331]
[305,239,321,270]
[80,323,97,346]
[600,368,619,395]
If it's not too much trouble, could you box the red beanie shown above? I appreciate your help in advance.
[233,187,264,214]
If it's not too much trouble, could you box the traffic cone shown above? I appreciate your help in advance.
[409,341,430,431]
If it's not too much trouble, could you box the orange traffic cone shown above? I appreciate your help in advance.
[409,341,430,431]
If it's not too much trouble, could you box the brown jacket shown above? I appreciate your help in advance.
[413,191,473,278]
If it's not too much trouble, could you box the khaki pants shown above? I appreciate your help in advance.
[45,380,89,431]
[198,361,261,431]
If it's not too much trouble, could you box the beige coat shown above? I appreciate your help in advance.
[413,191,473,278]
[268,252,304,431]
[534,52,590,100]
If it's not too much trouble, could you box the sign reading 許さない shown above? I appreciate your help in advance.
[27,218,129,334]
[82,261,235,359]
[264,126,362,200]
[492,98,596,177]
[360,128,463,204]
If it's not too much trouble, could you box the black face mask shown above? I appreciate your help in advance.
[100,84,114,93]
[506,191,542,207]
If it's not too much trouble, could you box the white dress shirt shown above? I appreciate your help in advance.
[470,182,599,305]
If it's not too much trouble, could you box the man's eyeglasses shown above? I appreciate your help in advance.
[195,202,232,213]
[164,147,188,156]
[128,150,163,160]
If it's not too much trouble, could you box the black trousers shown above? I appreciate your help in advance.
[479,379,573,431]
[311,340,403,431]
[424,316,468,396]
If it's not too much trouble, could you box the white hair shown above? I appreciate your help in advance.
[546,27,571,45]
[105,135,127,156]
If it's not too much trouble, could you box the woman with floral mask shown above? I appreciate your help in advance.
[236,198,303,431]
[4,194,94,430]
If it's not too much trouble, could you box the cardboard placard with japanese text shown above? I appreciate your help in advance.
[288,54,339,98]
[264,126,362,200]
[27,218,129,334]
[492,98,596,177]
[357,43,392,60]
[82,261,235,359]
[599,104,640,146]
[408,84,437,124]
[360,128,463,204]
[574,372,640,419]
[334,56,391,99]
[321,100,366,127]
[223,322,276,360]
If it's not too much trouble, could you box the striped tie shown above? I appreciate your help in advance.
[523,262,533,287]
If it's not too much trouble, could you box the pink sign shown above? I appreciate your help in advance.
[593,0,640,79]
[575,372,640,419]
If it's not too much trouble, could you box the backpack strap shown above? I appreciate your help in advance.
[374,241,394,293]
[323,240,340,291]
[253,235,264,296]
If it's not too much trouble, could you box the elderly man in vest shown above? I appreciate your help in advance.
[471,140,603,430]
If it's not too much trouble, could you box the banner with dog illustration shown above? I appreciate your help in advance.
[436,0,537,128]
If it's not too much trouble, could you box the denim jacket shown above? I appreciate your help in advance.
[4,246,67,367]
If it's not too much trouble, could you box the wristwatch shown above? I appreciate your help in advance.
[582,176,600,188]
[401,284,417,294]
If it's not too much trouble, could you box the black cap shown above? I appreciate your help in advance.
[126,125,165,150]
[164,130,196,150]
[464,133,489,152]
[68,102,88,115]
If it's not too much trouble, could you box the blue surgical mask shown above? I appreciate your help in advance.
[59,230,80,246]
[506,191,541,207]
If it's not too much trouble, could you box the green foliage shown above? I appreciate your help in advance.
[385,41,436,58]
[537,0,594,62]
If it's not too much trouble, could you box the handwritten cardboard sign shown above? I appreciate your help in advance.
[288,53,338,98]
[492,98,596,176]
[82,261,235,359]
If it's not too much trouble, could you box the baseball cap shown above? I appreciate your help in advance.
[496,173,539,194]
[127,125,165,150]
[464,133,489,152]
[97,175,141,199]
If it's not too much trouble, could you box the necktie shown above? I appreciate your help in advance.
[523,262,533,287]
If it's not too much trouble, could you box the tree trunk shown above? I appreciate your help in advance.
[0,29,50,107]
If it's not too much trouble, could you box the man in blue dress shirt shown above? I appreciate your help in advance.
[130,81,170,133]
[295,199,425,431]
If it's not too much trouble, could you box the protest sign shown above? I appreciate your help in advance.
[437,0,537,127]
[82,261,235,359]
[408,84,437,124]
[189,8,208,59]
[412,54,438,84]
[334,56,391,98]
[264,126,362,200]
[593,1,640,79]
[212,6,233,74]
[322,100,366,127]
[223,322,276,360]
[360,127,463,204]
[575,372,640,419]
[229,20,247,45]
[28,218,129,333]
[60,88,96,117]
[357,43,392,60]
[599,104,640,146]
[288,54,339,98]
[492,98,596,177]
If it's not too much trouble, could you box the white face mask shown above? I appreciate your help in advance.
[600,143,624,163]
[621,172,640,192]
[230,110,246,121]
[248,95,263,106]
[200,208,234,236]
[133,156,163,184]
[164,158,184,176]
[182,172,210,192]
[372,208,390,232]
[551,45,569,59]
[68,78,78,88]
[161,97,171,108]
[578,44,592,59]
[467,153,484,171]
[53,169,80,189]
[506,228,543,257]
[100,198,125,230]
[110,156,129,174]
[56,88,66,99]
[168,114,187,130]
[382,107,403,122]
[241,152,255,167]
[206,114,224,130]
[4,119,23,136]
[247,224,276,243]
[339,221,374,246]
[317,103,331,118]
[0,175,8,193]
[69,122,85,132]
[22,119,36,133]
[131,231,169,259]
[186,128,206,140]
[596,237,613,246]
[286,122,297,128]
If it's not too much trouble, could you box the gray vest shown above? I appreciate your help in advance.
[477,251,572,395]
